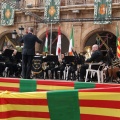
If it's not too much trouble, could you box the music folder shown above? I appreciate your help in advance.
[2,49,14,57]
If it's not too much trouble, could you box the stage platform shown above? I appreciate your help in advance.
[0,77,120,120]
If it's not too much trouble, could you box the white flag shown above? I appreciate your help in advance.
[56,26,61,58]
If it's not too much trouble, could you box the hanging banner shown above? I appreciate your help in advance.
[1,1,15,26]
[94,0,112,24]
[44,0,60,23]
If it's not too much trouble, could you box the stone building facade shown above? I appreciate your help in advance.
[0,0,120,54]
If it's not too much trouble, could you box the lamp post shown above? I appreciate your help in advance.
[12,30,17,39]
[12,26,24,39]
[12,26,24,51]
[18,26,24,37]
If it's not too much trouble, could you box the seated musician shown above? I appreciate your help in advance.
[51,54,66,79]
[79,44,103,81]
[0,50,5,76]
[68,61,77,80]
[3,47,19,77]
[44,61,56,79]
[11,49,22,77]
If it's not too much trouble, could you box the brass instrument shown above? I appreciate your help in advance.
[84,46,92,60]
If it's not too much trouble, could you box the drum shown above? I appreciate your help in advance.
[32,56,42,73]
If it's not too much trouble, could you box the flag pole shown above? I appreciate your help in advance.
[50,22,52,54]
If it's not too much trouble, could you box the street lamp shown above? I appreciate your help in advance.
[12,26,24,39]
[18,26,24,36]
[12,30,17,39]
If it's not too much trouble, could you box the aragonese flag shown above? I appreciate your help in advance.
[117,37,120,58]
[44,28,48,52]
[69,26,74,55]
[56,26,61,58]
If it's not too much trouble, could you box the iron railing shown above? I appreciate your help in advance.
[0,0,120,9]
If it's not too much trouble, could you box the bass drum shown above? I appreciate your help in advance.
[31,56,43,78]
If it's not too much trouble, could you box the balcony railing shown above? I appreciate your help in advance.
[0,0,120,10]
[39,0,120,7]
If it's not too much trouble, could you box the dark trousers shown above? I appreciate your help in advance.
[0,63,5,76]
[51,67,64,79]
[80,64,100,80]
[22,54,34,79]
[80,64,89,79]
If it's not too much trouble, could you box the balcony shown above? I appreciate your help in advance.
[0,0,120,10]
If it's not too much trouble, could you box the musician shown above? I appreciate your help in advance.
[44,61,56,79]
[0,50,5,76]
[79,44,103,81]
[19,27,42,79]
[67,61,77,80]
[11,49,22,77]
[51,54,66,79]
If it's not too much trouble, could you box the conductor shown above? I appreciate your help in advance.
[20,27,42,79]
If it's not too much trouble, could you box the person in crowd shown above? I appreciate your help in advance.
[79,44,103,81]
[20,27,42,79]
[51,54,66,79]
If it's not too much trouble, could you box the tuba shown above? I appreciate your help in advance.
[84,46,92,60]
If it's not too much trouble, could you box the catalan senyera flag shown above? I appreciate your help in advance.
[44,28,48,52]
[117,37,120,58]
[1,87,120,120]
[79,87,120,120]
[56,26,61,59]
[69,26,74,55]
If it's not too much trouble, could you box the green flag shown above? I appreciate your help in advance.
[44,0,60,23]
[44,28,48,52]
[116,23,119,46]
[1,0,15,26]
[68,26,74,55]
[94,0,112,24]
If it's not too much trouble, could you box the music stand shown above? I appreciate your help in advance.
[2,49,14,57]
[65,56,75,63]
[15,52,22,60]
[46,55,58,62]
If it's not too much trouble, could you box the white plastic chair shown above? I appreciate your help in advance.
[85,63,105,83]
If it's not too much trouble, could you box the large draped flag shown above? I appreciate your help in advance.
[44,28,48,52]
[56,26,61,58]
[69,26,74,55]
[44,0,60,23]
[1,0,16,26]
[94,0,112,24]
[116,23,120,58]
[117,36,120,58]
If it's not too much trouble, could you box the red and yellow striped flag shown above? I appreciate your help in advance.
[117,36,120,58]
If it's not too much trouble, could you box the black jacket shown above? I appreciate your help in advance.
[86,50,103,63]
[20,33,42,55]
